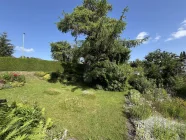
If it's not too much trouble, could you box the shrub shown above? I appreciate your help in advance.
[153,124,179,140]
[173,75,186,97]
[129,103,152,120]
[49,71,61,83]
[61,62,84,83]
[84,60,127,91]
[1,73,11,81]
[34,72,48,77]
[43,74,51,81]
[128,89,141,105]
[128,75,156,93]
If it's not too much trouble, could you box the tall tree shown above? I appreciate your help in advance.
[55,0,146,90]
[144,49,182,88]
[0,32,14,57]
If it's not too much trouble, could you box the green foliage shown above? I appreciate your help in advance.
[128,89,141,104]
[173,75,186,97]
[0,57,63,71]
[144,49,182,88]
[128,75,156,93]
[153,98,186,120]
[127,89,152,120]
[50,41,78,62]
[153,124,179,140]
[34,72,48,77]
[0,73,26,83]
[84,60,127,91]
[0,102,53,140]
[43,74,51,81]
[49,71,61,83]
[61,62,85,83]
[129,103,152,120]
[180,51,186,60]
[55,0,146,91]
[130,59,144,68]
[0,73,26,89]
[0,32,14,57]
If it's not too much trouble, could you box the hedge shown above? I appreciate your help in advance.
[0,57,63,72]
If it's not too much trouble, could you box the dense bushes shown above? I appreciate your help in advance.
[0,102,53,140]
[61,62,85,83]
[0,57,63,72]
[173,75,186,97]
[128,75,156,93]
[84,61,127,91]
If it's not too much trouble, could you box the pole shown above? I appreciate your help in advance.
[22,33,25,58]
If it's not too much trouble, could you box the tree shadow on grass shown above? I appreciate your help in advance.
[60,81,91,92]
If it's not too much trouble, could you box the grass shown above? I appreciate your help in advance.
[0,73,127,140]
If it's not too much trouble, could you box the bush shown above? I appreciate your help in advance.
[129,103,152,120]
[0,57,63,72]
[43,74,51,81]
[128,75,156,93]
[173,75,186,97]
[61,62,84,83]
[34,72,48,77]
[153,124,179,140]
[0,102,53,140]
[84,60,127,91]
[128,89,141,105]
[153,98,186,120]
[49,71,61,83]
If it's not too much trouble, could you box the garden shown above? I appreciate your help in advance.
[1,0,186,140]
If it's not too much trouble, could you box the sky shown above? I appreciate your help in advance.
[0,0,186,61]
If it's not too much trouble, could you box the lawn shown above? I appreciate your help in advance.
[0,72,127,140]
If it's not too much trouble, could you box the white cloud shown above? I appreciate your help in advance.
[136,32,149,44]
[15,46,34,53]
[182,20,186,26]
[165,19,186,42]
[154,34,161,41]
[136,32,149,40]
[165,38,173,42]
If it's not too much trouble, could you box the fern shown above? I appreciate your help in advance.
[0,102,53,140]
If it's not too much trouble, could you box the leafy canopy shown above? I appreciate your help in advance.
[144,49,182,87]
[54,0,147,91]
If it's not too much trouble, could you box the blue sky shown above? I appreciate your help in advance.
[0,0,186,60]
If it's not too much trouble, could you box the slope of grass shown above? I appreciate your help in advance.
[0,73,127,140]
